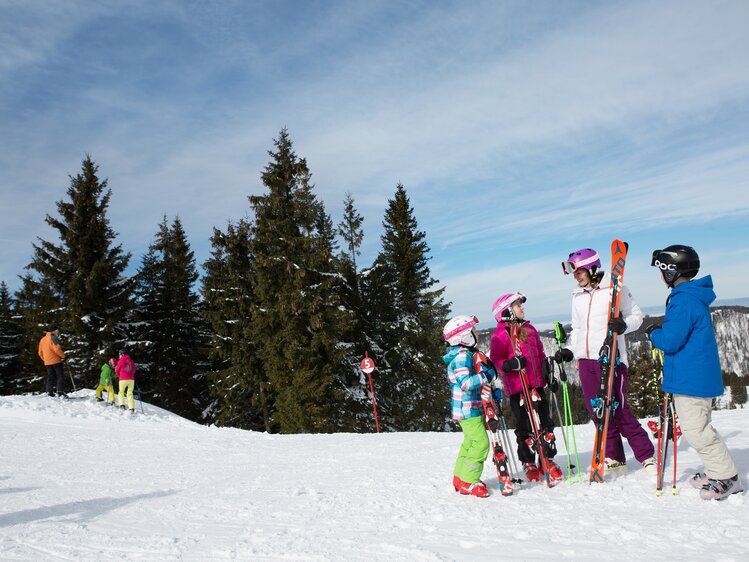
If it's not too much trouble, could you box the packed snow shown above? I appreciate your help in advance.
[1,391,747,561]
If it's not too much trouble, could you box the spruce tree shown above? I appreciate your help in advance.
[335,193,376,431]
[132,216,208,420]
[0,282,23,394]
[202,220,272,431]
[365,184,450,431]
[23,155,132,386]
[249,129,347,433]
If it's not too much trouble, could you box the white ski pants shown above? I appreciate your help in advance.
[673,394,737,480]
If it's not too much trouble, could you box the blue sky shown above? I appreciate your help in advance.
[1,0,748,328]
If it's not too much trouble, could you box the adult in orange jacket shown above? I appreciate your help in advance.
[38,325,66,397]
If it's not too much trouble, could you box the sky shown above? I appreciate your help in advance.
[1,0,748,328]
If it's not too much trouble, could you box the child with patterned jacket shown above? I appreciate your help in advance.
[647,245,742,500]
[489,293,563,483]
[443,315,496,498]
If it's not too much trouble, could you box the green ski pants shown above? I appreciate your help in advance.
[454,415,489,484]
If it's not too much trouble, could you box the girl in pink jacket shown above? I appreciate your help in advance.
[115,351,137,412]
[489,293,562,483]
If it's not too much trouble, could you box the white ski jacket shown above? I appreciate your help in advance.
[568,283,643,366]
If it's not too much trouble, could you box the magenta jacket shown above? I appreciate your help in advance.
[116,354,136,381]
[489,321,546,396]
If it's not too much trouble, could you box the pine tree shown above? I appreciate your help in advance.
[249,129,348,433]
[335,193,376,431]
[365,184,450,431]
[132,216,208,420]
[0,282,23,394]
[202,220,271,431]
[23,155,132,387]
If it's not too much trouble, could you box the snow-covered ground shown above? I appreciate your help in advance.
[1,391,747,561]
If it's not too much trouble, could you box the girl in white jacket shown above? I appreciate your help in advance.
[557,248,655,471]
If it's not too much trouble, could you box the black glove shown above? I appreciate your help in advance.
[541,356,553,379]
[554,348,573,363]
[608,315,627,334]
[542,357,559,392]
[502,356,526,372]
[645,323,661,339]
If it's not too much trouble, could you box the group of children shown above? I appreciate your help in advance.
[444,244,742,501]
[95,351,138,412]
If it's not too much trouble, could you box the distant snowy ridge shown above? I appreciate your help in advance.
[478,305,749,381]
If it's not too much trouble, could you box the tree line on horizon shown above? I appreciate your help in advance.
[1,130,745,433]
[0,129,450,432]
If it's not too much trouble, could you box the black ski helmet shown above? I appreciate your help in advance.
[651,244,700,287]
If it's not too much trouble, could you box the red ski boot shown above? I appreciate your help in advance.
[458,480,490,498]
[523,462,541,482]
[544,460,564,483]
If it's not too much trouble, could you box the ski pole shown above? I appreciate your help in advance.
[136,384,144,414]
[498,414,523,484]
[65,362,78,392]
[669,395,678,495]
[546,363,571,465]
[553,322,582,483]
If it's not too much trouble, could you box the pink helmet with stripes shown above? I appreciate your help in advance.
[561,248,601,276]
[492,292,526,322]
[443,315,479,347]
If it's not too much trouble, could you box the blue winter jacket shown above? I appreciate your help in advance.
[443,346,491,420]
[649,275,723,398]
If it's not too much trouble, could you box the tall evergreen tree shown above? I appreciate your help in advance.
[0,282,23,394]
[334,193,375,431]
[23,155,132,386]
[365,184,450,431]
[132,216,208,420]
[202,220,271,431]
[249,129,348,433]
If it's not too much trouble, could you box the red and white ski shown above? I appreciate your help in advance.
[474,351,514,496]
[508,325,560,488]
[589,239,628,484]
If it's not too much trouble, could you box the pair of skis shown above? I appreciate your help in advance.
[646,348,682,496]
[589,239,628,484]
[509,325,560,488]
[474,351,519,496]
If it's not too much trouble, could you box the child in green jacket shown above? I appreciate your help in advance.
[96,358,117,405]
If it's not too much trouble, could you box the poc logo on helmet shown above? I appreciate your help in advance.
[653,260,676,271]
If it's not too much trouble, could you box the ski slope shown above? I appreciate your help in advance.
[1,391,747,561]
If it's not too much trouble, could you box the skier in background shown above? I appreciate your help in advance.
[38,324,66,398]
[647,244,743,500]
[96,358,117,405]
[443,315,495,498]
[116,350,137,413]
[557,248,655,472]
[489,292,563,483]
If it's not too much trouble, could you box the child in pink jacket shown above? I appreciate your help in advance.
[115,350,137,412]
[489,292,562,483]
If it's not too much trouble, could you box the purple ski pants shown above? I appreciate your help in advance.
[578,359,654,463]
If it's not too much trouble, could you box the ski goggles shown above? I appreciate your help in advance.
[443,315,479,341]
[561,255,599,275]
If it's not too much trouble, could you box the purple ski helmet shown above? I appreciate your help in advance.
[491,292,526,322]
[561,248,601,276]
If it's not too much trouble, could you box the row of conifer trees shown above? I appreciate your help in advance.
[0,129,451,432]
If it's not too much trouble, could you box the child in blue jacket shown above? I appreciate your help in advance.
[443,315,496,498]
[648,245,742,500]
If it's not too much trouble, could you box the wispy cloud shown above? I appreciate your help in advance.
[0,0,748,322]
